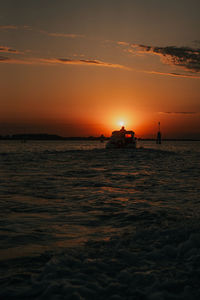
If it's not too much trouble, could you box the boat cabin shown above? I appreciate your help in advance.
[107,126,136,148]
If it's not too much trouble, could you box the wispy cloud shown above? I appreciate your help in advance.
[0,56,39,65]
[159,111,198,115]
[39,30,84,39]
[0,56,130,70]
[39,58,131,70]
[0,46,21,54]
[146,70,200,79]
[0,25,83,38]
[117,41,130,46]
[0,25,32,31]
[2,55,200,79]
[48,32,84,38]
[0,25,18,30]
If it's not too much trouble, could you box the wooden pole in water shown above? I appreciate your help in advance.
[156,122,162,144]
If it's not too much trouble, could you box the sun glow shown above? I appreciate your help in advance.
[119,120,124,127]
[103,108,142,134]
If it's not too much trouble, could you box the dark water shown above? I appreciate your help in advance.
[0,140,200,299]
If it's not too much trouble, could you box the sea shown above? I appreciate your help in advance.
[0,140,200,299]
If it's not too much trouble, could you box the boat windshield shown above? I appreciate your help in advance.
[125,133,132,138]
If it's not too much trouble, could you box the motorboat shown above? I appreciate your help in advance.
[106,126,136,148]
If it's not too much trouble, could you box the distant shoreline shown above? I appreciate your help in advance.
[0,134,199,141]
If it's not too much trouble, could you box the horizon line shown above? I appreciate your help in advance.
[0,133,200,141]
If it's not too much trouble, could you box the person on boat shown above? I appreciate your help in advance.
[119,126,126,146]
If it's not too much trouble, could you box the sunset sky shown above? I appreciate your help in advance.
[0,0,200,138]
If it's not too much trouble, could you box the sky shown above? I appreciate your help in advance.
[0,0,200,138]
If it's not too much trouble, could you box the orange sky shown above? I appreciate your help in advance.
[0,0,200,138]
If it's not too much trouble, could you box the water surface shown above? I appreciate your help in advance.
[0,140,200,299]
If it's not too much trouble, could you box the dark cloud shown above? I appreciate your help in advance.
[128,43,200,73]
[153,46,200,72]
[0,57,35,64]
[159,111,198,115]
[41,58,131,70]
[0,46,18,53]
[138,44,152,51]
[58,58,102,65]
[79,59,101,64]
[0,56,10,61]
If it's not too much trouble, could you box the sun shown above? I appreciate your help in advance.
[119,120,125,127]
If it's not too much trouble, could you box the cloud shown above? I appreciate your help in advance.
[0,25,81,38]
[159,111,198,115]
[2,55,200,79]
[0,25,32,31]
[0,25,18,30]
[48,32,84,38]
[152,46,200,72]
[0,46,20,54]
[39,58,131,70]
[0,56,130,70]
[122,43,200,73]
[146,70,200,79]
[40,30,84,39]
[0,56,38,65]
[0,56,10,61]
[117,41,130,46]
